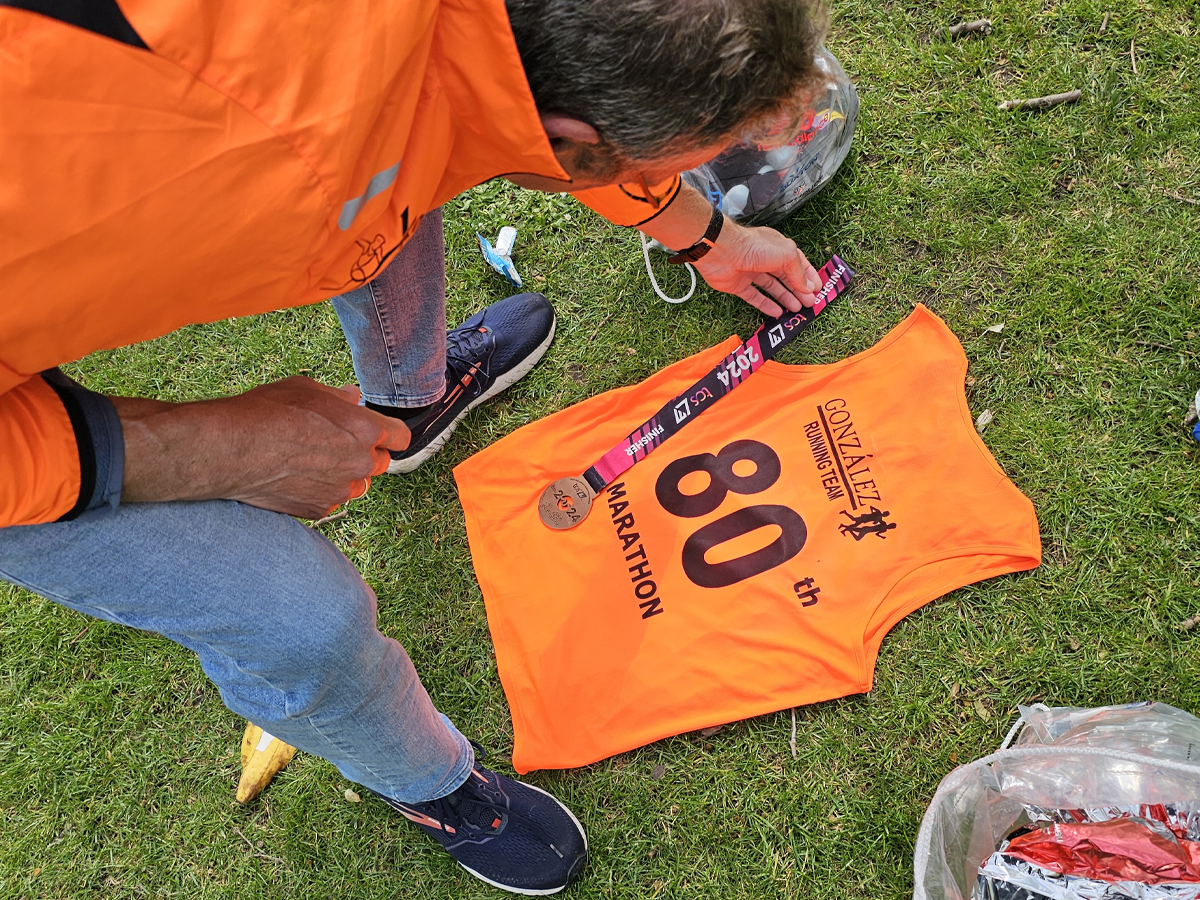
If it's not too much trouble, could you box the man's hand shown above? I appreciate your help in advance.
[639,180,822,318]
[112,377,410,519]
[692,219,823,317]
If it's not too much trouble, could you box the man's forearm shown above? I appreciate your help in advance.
[109,378,408,518]
[638,181,718,252]
[110,395,244,504]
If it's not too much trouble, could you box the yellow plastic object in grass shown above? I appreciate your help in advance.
[236,721,297,804]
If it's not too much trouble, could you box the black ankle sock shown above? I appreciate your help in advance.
[366,400,435,423]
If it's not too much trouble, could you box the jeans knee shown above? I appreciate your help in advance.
[292,581,380,674]
[239,526,387,689]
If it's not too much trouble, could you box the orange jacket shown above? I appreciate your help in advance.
[0,0,680,526]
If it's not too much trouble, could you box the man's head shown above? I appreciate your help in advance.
[505,0,829,189]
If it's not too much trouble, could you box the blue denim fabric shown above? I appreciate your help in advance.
[332,207,448,408]
[0,500,473,802]
[0,209,475,802]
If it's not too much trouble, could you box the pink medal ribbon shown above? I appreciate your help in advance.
[537,255,854,530]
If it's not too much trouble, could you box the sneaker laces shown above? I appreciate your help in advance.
[446,325,492,366]
[421,779,505,837]
[430,768,567,858]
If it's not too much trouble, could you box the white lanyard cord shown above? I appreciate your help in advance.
[640,230,696,304]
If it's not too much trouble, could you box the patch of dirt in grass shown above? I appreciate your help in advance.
[993,54,1020,87]
[1052,174,1077,199]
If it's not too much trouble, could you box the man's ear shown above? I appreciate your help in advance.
[540,116,601,144]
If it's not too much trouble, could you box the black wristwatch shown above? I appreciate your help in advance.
[666,205,724,264]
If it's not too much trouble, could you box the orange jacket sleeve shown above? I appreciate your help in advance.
[0,376,83,526]
[569,174,682,228]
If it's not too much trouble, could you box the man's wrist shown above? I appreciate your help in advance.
[639,180,720,252]
[666,205,725,264]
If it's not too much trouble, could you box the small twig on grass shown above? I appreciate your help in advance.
[311,509,349,528]
[232,826,286,864]
[586,309,619,345]
[1130,38,1138,74]
[997,89,1082,111]
[789,709,798,760]
[941,19,993,39]
[1099,12,1110,34]
[68,624,92,645]
[1164,190,1199,206]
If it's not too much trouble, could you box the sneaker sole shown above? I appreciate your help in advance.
[457,780,588,896]
[386,314,557,475]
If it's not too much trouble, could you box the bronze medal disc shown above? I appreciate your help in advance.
[538,476,595,530]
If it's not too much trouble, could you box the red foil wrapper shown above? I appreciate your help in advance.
[1005,817,1200,884]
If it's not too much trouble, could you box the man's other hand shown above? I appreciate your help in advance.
[112,377,410,519]
[693,219,823,318]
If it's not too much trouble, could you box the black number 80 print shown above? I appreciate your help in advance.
[655,440,806,588]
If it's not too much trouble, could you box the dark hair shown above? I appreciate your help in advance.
[506,0,829,162]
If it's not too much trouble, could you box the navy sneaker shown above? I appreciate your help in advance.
[385,292,556,474]
[375,763,588,895]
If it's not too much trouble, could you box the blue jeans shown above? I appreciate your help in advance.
[0,208,475,803]
[332,207,448,408]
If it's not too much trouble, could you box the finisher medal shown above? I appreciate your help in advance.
[537,255,855,530]
[537,476,595,530]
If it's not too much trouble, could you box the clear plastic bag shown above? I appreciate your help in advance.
[914,703,1200,900]
[682,46,859,226]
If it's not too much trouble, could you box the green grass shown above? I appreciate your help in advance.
[3,1,1200,896]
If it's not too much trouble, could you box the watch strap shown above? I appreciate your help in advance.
[666,205,724,264]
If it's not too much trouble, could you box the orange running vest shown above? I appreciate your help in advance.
[455,306,1041,773]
